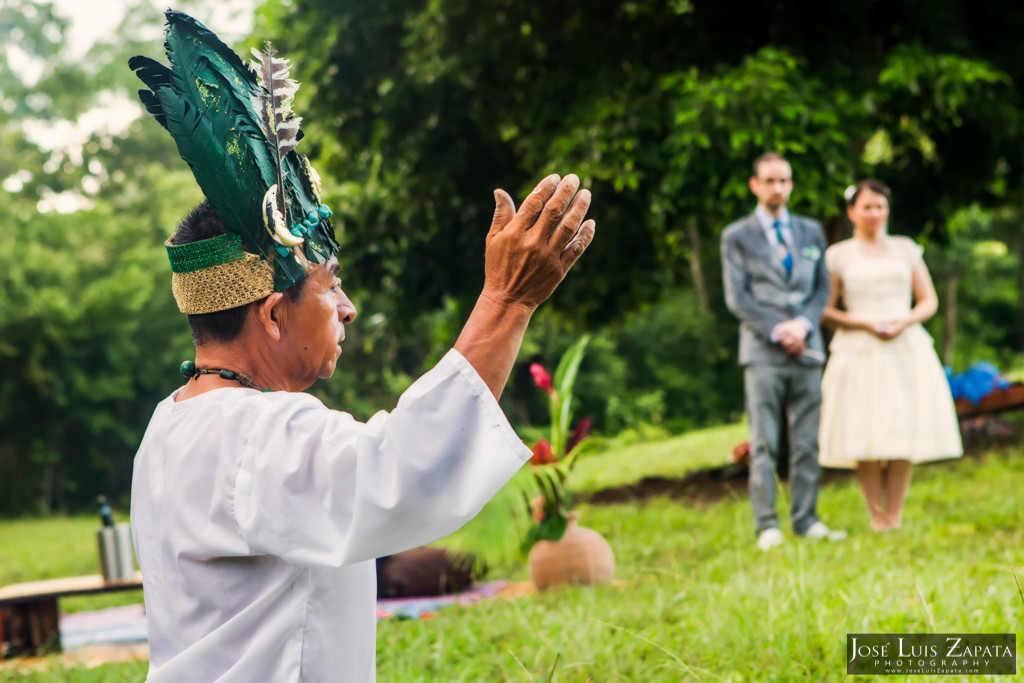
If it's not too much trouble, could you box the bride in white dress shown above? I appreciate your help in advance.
[819,180,962,532]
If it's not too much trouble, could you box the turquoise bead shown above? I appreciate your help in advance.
[180,360,196,378]
[318,204,333,219]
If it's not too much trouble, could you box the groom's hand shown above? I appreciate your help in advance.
[775,319,808,355]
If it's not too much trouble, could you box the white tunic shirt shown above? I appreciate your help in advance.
[131,350,530,682]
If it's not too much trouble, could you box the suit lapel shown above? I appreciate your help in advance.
[789,216,805,265]
[745,214,771,258]
[745,213,787,281]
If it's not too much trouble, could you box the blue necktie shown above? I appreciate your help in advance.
[773,219,793,275]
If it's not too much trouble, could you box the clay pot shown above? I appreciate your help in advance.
[528,513,614,590]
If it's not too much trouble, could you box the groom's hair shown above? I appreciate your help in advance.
[752,151,788,178]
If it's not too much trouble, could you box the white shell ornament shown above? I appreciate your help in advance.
[263,184,304,247]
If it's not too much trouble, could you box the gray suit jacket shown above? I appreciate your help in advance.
[720,212,829,366]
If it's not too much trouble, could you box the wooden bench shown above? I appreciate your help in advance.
[955,383,1024,419]
[0,572,143,658]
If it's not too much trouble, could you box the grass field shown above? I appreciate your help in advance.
[2,428,1022,681]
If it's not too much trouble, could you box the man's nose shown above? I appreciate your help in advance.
[337,293,357,324]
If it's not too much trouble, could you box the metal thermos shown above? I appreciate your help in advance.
[96,495,136,582]
[97,526,119,581]
[97,523,135,582]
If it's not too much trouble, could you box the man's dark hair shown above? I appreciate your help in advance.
[845,178,892,207]
[170,201,305,346]
[751,151,789,178]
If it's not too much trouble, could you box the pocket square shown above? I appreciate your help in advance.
[801,246,821,260]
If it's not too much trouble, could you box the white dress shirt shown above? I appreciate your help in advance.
[754,205,794,256]
[753,205,812,341]
[131,349,530,682]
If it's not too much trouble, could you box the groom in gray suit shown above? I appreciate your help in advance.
[721,152,845,550]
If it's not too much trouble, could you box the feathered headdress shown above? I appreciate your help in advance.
[129,10,339,313]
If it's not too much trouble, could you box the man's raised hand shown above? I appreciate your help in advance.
[482,173,596,311]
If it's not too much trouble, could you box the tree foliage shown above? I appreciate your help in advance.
[0,0,224,514]
[261,0,1024,319]
[2,0,1024,514]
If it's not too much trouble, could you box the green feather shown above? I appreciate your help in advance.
[127,56,174,92]
[155,87,269,258]
[163,11,253,82]
[136,89,167,129]
[129,9,341,292]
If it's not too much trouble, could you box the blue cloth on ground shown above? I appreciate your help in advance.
[59,581,511,650]
[61,604,148,651]
[946,362,1011,405]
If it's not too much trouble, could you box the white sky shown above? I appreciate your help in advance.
[10,0,261,147]
[50,0,260,57]
[7,0,260,212]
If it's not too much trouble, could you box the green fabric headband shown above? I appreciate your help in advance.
[166,234,245,274]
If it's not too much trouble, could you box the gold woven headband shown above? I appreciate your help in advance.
[166,236,274,314]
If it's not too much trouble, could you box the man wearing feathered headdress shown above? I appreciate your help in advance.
[128,11,596,681]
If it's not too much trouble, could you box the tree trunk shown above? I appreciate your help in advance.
[687,216,710,315]
[942,274,957,366]
[1018,240,1024,353]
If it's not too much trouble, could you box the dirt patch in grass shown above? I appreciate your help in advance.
[583,465,855,507]
[584,415,1016,507]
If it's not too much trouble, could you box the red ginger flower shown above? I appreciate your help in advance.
[529,363,554,394]
[530,496,546,521]
[565,417,593,455]
[731,441,751,463]
[530,438,556,465]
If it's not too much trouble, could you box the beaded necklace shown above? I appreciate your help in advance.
[179,360,270,392]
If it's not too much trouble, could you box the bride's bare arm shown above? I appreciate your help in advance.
[821,273,872,331]
[904,261,939,325]
[870,261,939,340]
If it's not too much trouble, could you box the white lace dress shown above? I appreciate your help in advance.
[819,235,963,468]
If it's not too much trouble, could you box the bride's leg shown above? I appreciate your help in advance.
[884,460,913,529]
[856,461,887,531]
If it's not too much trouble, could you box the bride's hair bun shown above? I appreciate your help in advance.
[845,179,892,207]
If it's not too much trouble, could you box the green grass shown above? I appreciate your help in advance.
[0,515,141,614]
[0,661,148,682]
[3,431,1023,681]
[372,449,1024,682]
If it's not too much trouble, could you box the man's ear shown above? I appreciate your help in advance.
[254,293,286,342]
[748,176,758,195]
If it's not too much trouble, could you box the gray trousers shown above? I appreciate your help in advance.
[744,363,822,535]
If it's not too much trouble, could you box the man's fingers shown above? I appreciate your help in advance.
[535,174,580,239]
[551,188,591,248]
[559,219,596,271]
[487,189,516,242]
[515,174,561,228]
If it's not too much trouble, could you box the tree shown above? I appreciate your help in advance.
[4,0,1024,513]
[260,0,1024,321]
[0,0,213,513]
